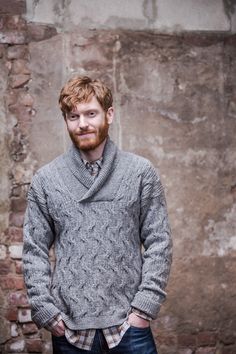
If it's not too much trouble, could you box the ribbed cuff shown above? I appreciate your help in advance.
[131,293,161,320]
[32,303,61,329]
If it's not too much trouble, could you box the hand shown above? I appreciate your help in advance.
[51,320,66,337]
[127,312,150,328]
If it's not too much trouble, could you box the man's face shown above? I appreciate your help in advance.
[65,96,113,151]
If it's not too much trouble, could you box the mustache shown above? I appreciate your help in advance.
[77,130,96,136]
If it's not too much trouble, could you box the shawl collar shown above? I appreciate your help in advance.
[64,137,118,202]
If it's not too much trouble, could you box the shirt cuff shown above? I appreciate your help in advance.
[131,307,153,321]
[44,313,63,331]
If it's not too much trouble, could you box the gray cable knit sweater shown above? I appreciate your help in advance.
[23,138,172,330]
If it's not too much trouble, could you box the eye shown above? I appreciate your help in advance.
[88,111,96,117]
[68,114,78,121]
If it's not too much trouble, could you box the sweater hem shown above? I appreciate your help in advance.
[61,311,131,330]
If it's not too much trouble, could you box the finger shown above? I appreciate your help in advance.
[52,328,65,336]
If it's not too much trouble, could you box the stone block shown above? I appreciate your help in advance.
[25,338,43,352]
[11,59,30,75]
[7,45,28,60]
[18,308,32,323]
[0,244,7,259]
[22,323,38,335]
[9,244,23,259]
[8,338,25,353]
[19,92,34,107]
[11,323,18,337]
[27,23,57,42]
[9,74,30,88]
[8,291,28,307]
[0,31,26,44]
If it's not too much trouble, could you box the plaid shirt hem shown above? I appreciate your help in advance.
[45,308,151,350]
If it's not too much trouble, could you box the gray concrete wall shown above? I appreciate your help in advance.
[26,0,235,33]
[1,1,236,353]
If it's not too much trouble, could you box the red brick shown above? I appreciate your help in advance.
[15,260,23,274]
[22,322,38,335]
[9,74,30,88]
[219,331,236,345]
[197,332,217,347]
[7,227,23,242]
[0,1,26,15]
[9,212,25,227]
[5,307,18,321]
[19,92,34,107]
[11,197,27,213]
[195,348,216,354]
[157,334,177,346]
[0,43,4,57]
[5,90,19,107]
[221,344,236,354]
[8,291,28,306]
[26,338,43,353]
[11,59,30,75]
[178,334,197,347]
[0,14,26,30]
[7,45,28,60]
[0,30,26,44]
[0,259,13,274]
[27,23,57,42]
[1,275,25,290]
[11,185,22,197]
[8,104,33,135]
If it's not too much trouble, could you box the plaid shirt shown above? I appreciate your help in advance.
[45,156,152,350]
[45,309,152,350]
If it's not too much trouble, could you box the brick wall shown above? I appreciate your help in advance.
[0,1,236,354]
[0,1,56,352]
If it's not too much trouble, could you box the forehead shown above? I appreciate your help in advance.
[71,96,103,113]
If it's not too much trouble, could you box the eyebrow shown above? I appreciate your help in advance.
[70,109,99,115]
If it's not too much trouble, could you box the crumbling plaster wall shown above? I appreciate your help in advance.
[0,0,236,353]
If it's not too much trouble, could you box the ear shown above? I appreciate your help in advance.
[106,107,114,125]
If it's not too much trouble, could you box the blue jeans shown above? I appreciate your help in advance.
[52,326,158,354]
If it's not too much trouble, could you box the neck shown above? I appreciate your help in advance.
[79,137,107,162]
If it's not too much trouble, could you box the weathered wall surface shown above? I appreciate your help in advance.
[0,1,236,353]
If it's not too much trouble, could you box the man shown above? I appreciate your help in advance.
[23,76,172,354]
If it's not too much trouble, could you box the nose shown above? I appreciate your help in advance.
[79,115,88,130]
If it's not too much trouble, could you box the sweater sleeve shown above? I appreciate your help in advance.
[131,163,172,319]
[22,173,61,328]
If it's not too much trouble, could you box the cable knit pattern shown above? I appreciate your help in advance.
[23,138,172,330]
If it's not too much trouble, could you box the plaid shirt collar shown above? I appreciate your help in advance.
[81,156,103,177]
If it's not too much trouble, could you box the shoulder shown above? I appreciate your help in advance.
[118,149,159,177]
[31,153,65,186]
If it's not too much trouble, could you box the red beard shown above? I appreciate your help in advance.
[69,118,109,151]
